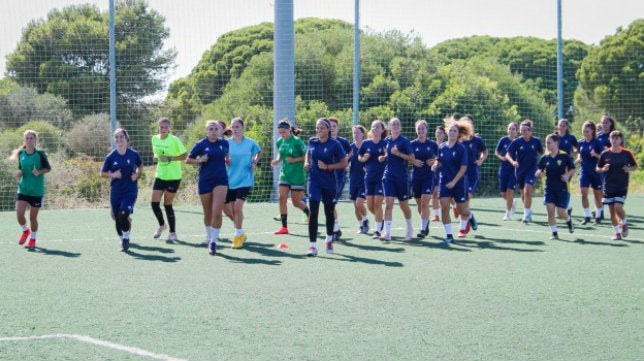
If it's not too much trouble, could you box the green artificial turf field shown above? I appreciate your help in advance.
[1,196,643,361]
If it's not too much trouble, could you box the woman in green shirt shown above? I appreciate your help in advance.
[270,119,310,235]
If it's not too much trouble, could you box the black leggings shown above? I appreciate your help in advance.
[308,200,335,243]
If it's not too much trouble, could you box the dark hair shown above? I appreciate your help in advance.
[557,118,571,135]
[353,124,366,135]
[546,133,560,144]
[582,120,597,139]
[601,115,616,133]
[278,118,301,136]
[520,119,533,129]
[231,117,244,127]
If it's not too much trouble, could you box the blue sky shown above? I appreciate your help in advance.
[1,0,643,84]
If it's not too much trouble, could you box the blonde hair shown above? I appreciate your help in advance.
[444,115,473,141]
[10,129,38,160]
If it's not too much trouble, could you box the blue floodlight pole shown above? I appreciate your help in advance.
[109,0,117,149]
[352,0,360,125]
[556,0,564,120]
[273,0,295,199]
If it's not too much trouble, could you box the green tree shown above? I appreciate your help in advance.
[0,82,73,130]
[5,0,176,118]
[577,19,644,134]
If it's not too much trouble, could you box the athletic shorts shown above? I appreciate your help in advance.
[335,177,346,200]
[198,177,228,195]
[153,178,181,193]
[498,168,517,192]
[278,181,305,192]
[349,183,366,201]
[411,177,433,199]
[308,181,337,205]
[579,171,602,190]
[439,179,468,203]
[466,167,480,195]
[110,191,137,216]
[17,193,43,208]
[383,177,409,201]
[225,187,252,203]
[603,191,627,205]
[365,179,384,197]
[516,169,537,189]
[543,189,570,209]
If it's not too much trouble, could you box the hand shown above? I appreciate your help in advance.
[378,155,386,162]
[446,181,455,189]
[317,160,329,171]
[199,154,209,163]
[391,145,400,156]
[286,157,297,163]
[32,165,39,176]
[413,159,424,167]
[560,174,569,182]
[304,163,311,172]
[512,161,519,168]
[426,158,436,167]
[112,169,122,179]
[271,159,279,167]
[130,171,139,181]
[15,169,23,179]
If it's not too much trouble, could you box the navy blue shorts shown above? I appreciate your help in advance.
[308,181,337,205]
[198,177,228,195]
[110,191,138,216]
[411,177,433,198]
[349,183,365,201]
[579,171,602,190]
[543,189,570,209]
[516,169,537,189]
[498,168,517,192]
[383,177,410,201]
[365,179,384,197]
[439,179,468,203]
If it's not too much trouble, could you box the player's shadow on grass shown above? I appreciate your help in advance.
[244,241,310,260]
[560,238,630,247]
[125,249,181,262]
[397,237,473,252]
[216,252,282,265]
[473,235,546,247]
[129,243,175,254]
[330,253,404,267]
[34,247,81,258]
[452,236,544,252]
[339,238,406,253]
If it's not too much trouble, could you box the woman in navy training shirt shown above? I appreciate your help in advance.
[187,120,230,255]
[505,119,544,223]
[303,118,347,256]
[349,124,369,234]
[411,119,438,238]
[432,117,477,243]
[358,120,387,239]
[575,120,604,225]
[596,130,638,240]
[380,117,415,242]
[535,133,576,240]
[495,122,518,221]
[328,117,352,241]
[101,128,143,252]
[431,126,445,222]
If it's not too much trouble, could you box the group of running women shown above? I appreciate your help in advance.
[11,114,637,255]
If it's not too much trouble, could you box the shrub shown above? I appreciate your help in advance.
[66,113,112,159]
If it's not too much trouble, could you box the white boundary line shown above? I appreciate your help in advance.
[0,334,188,361]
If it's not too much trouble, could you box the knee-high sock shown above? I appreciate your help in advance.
[164,204,176,232]
[308,200,320,243]
[151,202,164,226]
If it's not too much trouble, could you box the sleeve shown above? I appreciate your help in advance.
[567,154,576,170]
[459,145,468,166]
[38,150,52,170]
[101,154,111,173]
[506,141,516,160]
[537,156,546,170]
[597,152,607,168]
[188,141,202,159]
[627,149,638,167]
[402,138,413,155]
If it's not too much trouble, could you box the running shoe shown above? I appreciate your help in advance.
[380,233,391,243]
[404,230,413,242]
[26,238,36,249]
[417,229,429,238]
[469,214,478,231]
[274,227,289,235]
[611,233,622,241]
[567,220,574,234]
[19,229,31,245]
[580,217,591,225]
[458,229,469,238]
[153,224,167,239]
[208,241,217,255]
[621,224,629,238]
[326,240,334,254]
[502,214,511,221]
[432,215,440,222]
[232,233,247,249]
[550,232,559,240]
[121,238,130,252]
[371,231,381,239]
[522,214,532,224]
[306,246,318,257]
[443,235,454,244]
[167,232,178,242]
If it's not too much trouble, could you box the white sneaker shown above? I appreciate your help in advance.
[306,246,318,257]
[201,238,210,246]
[404,230,413,242]
[502,214,511,221]
[153,224,167,239]
[380,233,391,242]
[167,232,177,242]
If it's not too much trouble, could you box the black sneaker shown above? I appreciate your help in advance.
[567,220,574,233]
[594,217,601,225]
[120,238,130,252]
[469,214,478,231]
[371,231,381,239]
[443,234,454,244]
[580,217,591,225]
[417,229,429,238]
[550,232,559,240]
[567,207,573,217]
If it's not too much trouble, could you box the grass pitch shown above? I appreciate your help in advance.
[1,196,643,361]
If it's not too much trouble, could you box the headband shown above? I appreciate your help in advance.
[318,118,331,128]
[278,122,292,130]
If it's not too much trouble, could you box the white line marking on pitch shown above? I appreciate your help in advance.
[0,334,188,361]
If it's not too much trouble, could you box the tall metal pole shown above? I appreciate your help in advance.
[352,0,360,126]
[273,0,295,200]
[109,0,117,149]
[556,0,564,120]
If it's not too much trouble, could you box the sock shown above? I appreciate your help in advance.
[122,231,131,239]
[433,209,440,216]
[525,208,532,216]
[205,226,211,240]
[621,218,628,225]
[405,218,412,231]
[460,219,469,231]
[30,231,37,240]
[614,225,621,234]
[584,208,591,217]
[362,216,368,223]
[210,228,220,242]
[164,204,176,232]
[325,235,333,243]
[550,225,558,233]
[505,210,511,218]
[235,228,243,236]
[384,220,392,234]
[21,224,29,231]
[334,220,340,232]
[444,223,453,236]
[595,207,601,218]
[151,202,164,226]
[357,220,363,228]
[421,219,429,231]
[376,221,383,233]
[310,242,317,248]
[280,214,288,227]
